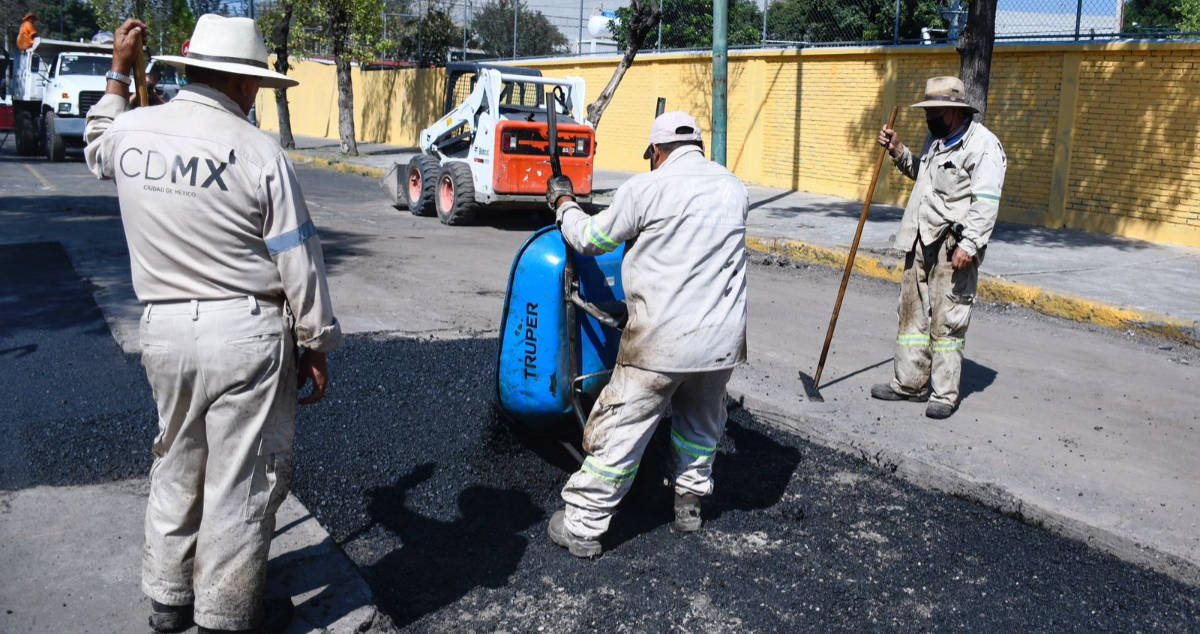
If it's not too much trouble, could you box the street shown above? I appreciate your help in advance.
[1,145,1198,632]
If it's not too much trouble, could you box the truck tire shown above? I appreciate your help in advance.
[14,107,39,156]
[435,162,480,226]
[44,113,66,162]
[404,155,439,216]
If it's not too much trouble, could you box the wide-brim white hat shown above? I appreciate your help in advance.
[154,14,298,89]
[910,76,978,112]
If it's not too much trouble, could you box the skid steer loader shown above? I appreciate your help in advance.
[382,63,595,225]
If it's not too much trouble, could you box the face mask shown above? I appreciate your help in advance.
[926,113,952,138]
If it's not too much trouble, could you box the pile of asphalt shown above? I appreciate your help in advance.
[293,333,1200,632]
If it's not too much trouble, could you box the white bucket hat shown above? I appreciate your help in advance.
[643,111,704,159]
[154,14,298,89]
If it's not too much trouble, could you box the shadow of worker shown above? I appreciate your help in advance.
[363,463,542,628]
[606,406,804,549]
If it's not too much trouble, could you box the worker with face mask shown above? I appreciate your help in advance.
[544,111,749,558]
[873,76,1007,419]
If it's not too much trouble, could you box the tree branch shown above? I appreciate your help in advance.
[585,0,662,129]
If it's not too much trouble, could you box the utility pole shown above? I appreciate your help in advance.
[761,0,768,44]
[893,0,901,44]
[464,1,470,61]
[512,0,519,59]
[578,0,584,55]
[712,0,727,165]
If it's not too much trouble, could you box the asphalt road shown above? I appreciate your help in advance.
[2,146,1198,632]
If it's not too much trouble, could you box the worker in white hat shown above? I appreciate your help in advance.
[543,111,749,558]
[83,15,341,633]
[872,76,1007,419]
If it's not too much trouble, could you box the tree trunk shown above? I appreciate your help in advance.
[585,1,661,129]
[272,0,295,149]
[955,0,998,123]
[334,56,357,155]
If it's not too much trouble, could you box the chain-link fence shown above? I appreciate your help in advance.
[238,0,1200,66]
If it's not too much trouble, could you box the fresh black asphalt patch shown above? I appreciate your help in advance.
[1,255,1196,631]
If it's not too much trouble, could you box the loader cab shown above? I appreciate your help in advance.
[443,61,542,116]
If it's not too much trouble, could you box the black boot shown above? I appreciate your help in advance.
[148,600,193,633]
[672,492,703,533]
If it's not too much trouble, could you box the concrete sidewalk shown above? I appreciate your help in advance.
[283,134,1200,343]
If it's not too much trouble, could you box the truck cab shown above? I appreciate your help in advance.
[10,37,112,160]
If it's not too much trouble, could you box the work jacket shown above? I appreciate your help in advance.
[84,84,341,352]
[891,121,1007,257]
[559,145,748,373]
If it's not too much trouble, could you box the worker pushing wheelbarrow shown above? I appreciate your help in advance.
[496,102,751,559]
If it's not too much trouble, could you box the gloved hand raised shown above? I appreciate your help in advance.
[546,175,575,211]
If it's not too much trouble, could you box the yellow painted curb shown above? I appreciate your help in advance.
[746,236,1198,347]
[287,151,388,180]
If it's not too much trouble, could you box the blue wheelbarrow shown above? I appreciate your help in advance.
[496,226,626,433]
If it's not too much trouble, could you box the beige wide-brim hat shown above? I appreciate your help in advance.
[154,14,298,89]
[910,76,978,112]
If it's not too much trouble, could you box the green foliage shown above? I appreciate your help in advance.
[313,0,392,62]
[765,0,942,44]
[1124,0,1180,30]
[87,0,196,56]
[471,0,568,58]
[611,0,763,49]
[1179,0,1200,31]
[390,5,462,65]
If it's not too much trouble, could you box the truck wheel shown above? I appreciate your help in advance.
[44,113,66,162]
[15,108,39,156]
[404,155,439,216]
[435,162,480,226]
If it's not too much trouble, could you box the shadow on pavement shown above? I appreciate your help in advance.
[605,405,803,550]
[360,463,542,628]
[960,358,998,401]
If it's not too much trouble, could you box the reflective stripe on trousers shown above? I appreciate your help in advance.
[890,236,978,406]
[139,296,297,631]
[561,364,734,539]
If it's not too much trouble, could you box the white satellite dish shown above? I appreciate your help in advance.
[587,11,618,39]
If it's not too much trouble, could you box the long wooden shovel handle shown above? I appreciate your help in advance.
[812,105,899,389]
[132,30,149,108]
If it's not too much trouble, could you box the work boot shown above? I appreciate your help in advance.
[148,600,193,633]
[548,509,602,559]
[870,383,929,402]
[925,401,958,419]
[672,492,702,533]
[196,597,293,634]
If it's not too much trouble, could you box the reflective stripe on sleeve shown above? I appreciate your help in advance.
[897,333,931,347]
[971,191,1001,204]
[581,457,638,483]
[265,220,317,256]
[671,429,717,460]
[931,337,965,352]
[587,218,618,253]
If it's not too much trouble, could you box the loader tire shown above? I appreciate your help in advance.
[404,155,439,216]
[435,161,480,226]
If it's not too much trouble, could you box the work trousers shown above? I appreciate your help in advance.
[139,297,297,631]
[561,364,734,539]
[890,235,979,407]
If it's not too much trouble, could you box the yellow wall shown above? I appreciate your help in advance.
[258,42,1200,248]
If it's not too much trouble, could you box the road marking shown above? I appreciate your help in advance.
[24,164,56,191]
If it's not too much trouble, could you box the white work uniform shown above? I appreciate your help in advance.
[888,121,1006,406]
[85,84,341,630]
[556,145,749,539]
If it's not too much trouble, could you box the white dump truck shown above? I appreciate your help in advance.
[9,37,113,161]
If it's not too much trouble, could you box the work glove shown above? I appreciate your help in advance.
[546,175,575,211]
